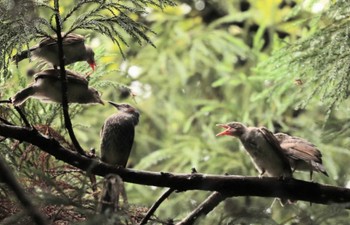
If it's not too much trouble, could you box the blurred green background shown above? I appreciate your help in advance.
[1,0,350,224]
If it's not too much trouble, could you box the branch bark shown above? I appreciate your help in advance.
[139,188,175,225]
[54,0,85,156]
[176,192,226,225]
[0,123,349,206]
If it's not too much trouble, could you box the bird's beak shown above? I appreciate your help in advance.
[216,124,229,129]
[108,101,120,109]
[216,124,232,136]
[89,62,96,71]
[98,99,104,105]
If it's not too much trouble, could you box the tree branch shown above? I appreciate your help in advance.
[54,0,86,156]
[0,123,349,206]
[176,192,226,225]
[139,188,175,225]
[14,106,31,128]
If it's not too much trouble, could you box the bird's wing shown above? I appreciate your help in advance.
[39,33,85,48]
[100,123,105,138]
[65,70,89,86]
[116,122,135,167]
[34,69,58,81]
[34,69,88,86]
[279,137,323,163]
[101,119,135,167]
[38,36,57,48]
[62,33,85,45]
[258,127,291,167]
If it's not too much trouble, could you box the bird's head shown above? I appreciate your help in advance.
[108,101,140,124]
[86,47,96,71]
[216,122,246,137]
[87,88,104,105]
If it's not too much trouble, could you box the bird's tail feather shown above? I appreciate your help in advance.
[12,49,34,63]
[11,87,35,106]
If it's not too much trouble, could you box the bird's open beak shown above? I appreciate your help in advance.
[216,124,232,136]
[108,101,120,109]
[89,62,96,71]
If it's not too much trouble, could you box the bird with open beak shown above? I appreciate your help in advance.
[13,33,96,70]
[216,122,292,178]
[100,102,140,167]
[11,69,103,106]
[216,122,293,206]
[274,133,328,180]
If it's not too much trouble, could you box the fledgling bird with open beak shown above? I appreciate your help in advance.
[11,69,103,106]
[274,133,328,180]
[216,122,292,178]
[216,122,293,206]
[100,102,140,167]
[13,33,96,70]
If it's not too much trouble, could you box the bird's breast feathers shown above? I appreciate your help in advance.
[241,128,291,177]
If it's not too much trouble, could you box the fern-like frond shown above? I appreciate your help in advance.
[258,0,350,114]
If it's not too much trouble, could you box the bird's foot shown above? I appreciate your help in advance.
[191,167,197,174]
[259,169,266,178]
[87,148,96,158]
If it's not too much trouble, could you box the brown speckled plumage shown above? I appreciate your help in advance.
[11,69,103,106]
[13,33,95,69]
[216,122,292,178]
[216,122,294,205]
[274,133,328,179]
[100,102,139,167]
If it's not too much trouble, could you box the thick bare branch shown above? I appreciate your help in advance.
[0,123,349,206]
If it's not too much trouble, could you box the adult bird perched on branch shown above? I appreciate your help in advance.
[100,102,140,167]
[274,133,328,180]
[11,69,103,106]
[12,33,96,70]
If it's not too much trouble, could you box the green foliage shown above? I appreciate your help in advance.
[259,0,350,114]
[0,0,39,77]
[0,0,175,77]
[124,0,350,223]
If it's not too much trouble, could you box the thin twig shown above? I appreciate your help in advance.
[0,117,13,125]
[14,106,31,128]
[139,188,175,225]
[0,99,11,103]
[176,192,226,225]
[0,155,48,225]
[54,0,86,156]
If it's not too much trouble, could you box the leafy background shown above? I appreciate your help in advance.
[1,0,350,224]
